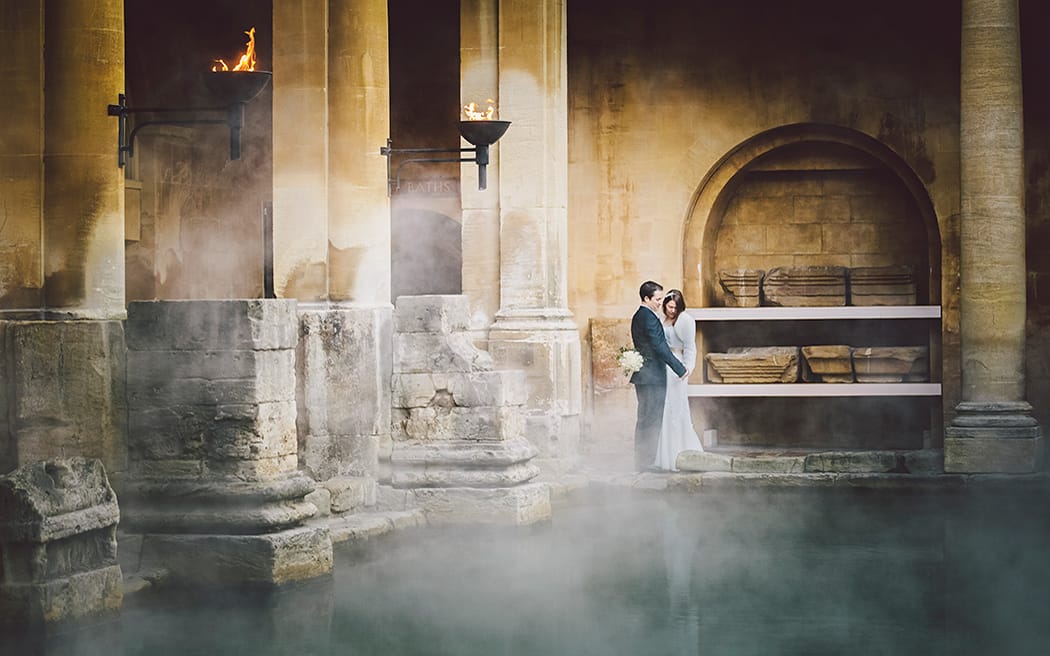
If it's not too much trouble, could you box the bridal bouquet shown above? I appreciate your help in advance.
[617,346,644,378]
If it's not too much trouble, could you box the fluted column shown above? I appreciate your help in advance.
[487,0,581,471]
[945,0,1043,472]
[43,0,125,318]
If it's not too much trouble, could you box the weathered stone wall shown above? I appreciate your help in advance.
[567,0,963,452]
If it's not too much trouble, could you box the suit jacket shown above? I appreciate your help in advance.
[629,305,686,385]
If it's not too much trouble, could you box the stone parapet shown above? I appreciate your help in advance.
[0,458,122,628]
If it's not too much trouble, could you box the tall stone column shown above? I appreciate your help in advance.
[272,0,392,486]
[487,0,581,472]
[945,0,1043,472]
[43,0,125,318]
[460,0,502,335]
[1,0,128,476]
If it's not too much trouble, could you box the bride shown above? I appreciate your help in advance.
[654,289,704,471]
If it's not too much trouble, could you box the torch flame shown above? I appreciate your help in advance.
[212,27,257,72]
[463,99,496,121]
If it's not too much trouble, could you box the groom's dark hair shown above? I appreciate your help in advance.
[639,280,663,301]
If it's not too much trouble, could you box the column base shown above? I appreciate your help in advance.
[140,525,334,587]
[945,401,1044,473]
[0,565,123,629]
[410,482,551,526]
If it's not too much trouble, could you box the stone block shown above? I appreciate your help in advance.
[0,458,122,628]
[801,345,854,383]
[447,370,527,407]
[903,449,944,475]
[852,346,928,382]
[402,406,525,442]
[4,320,127,475]
[411,482,551,526]
[732,455,806,473]
[944,437,1045,474]
[127,349,297,406]
[304,487,332,516]
[675,451,733,472]
[762,266,847,306]
[394,295,470,333]
[718,269,764,307]
[126,300,299,352]
[803,451,899,473]
[392,373,442,408]
[394,332,494,373]
[325,476,377,513]
[139,525,333,587]
[706,347,799,383]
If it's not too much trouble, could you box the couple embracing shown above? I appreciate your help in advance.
[629,280,705,472]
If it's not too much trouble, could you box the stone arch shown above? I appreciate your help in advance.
[682,123,941,307]
[391,209,462,300]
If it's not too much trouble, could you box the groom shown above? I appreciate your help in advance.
[630,281,687,472]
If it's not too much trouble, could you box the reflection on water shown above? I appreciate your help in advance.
[9,488,1050,655]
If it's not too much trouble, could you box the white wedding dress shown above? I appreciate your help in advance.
[654,312,704,471]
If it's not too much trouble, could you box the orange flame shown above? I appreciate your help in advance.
[212,27,257,72]
[463,99,496,121]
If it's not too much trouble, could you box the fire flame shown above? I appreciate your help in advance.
[463,99,496,121]
[212,27,257,72]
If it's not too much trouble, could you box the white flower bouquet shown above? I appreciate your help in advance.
[617,346,644,378]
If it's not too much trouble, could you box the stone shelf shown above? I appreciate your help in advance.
[691,305,941,321]
[687,382,941,397]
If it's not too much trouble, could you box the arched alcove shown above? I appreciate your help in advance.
[683,123,941,308]
[391,209,462,300]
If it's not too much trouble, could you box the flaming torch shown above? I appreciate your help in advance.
[458,99,510,191]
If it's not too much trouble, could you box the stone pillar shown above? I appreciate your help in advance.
[328,0,390,304]
[460,0,502,334]
[272,0,392,487]
[945,0,1043,472]
[487,0,582,472]
[43,0,125,318]
[0,458,122,628]
[0,0,44,310]
[0,1,128,477]
[122,301,333,586]
[272,0,329,301]
[388,295,550,525]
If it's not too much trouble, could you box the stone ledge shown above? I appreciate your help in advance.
[320,509,427,545]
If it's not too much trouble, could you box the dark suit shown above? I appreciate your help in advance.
[629,305,686,471]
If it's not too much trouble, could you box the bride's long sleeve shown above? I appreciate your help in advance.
[676,313,697,374]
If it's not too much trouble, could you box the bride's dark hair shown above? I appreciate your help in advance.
[662,289,686,323]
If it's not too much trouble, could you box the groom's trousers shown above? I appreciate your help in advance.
[634,382,666,471]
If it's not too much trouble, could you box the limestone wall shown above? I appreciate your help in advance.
[566,0,964,451]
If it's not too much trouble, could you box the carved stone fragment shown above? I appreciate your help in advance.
[849,265,916,306]
[852,346,929,382]
[762,266,847,306]
[801,345,854,383]
[718,269,764,307]
[705,346,800,383]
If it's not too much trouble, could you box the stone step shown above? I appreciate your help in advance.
[677,449,944,475]
[322,509,427,545]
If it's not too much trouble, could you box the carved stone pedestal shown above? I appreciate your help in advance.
[945,402,1044,473]
[122,300,332,586]
[0,458,122,628]
[389,296,551,525]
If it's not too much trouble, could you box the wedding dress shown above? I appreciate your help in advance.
[654,312,704,471]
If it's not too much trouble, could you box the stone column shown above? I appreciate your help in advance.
[945,0,1043,472]
[272,0,392,487]
[43,0,125,318]
[460,0,502,334]
[1,1,128,476]
[272,0,329,301]
[487,0,582,471]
